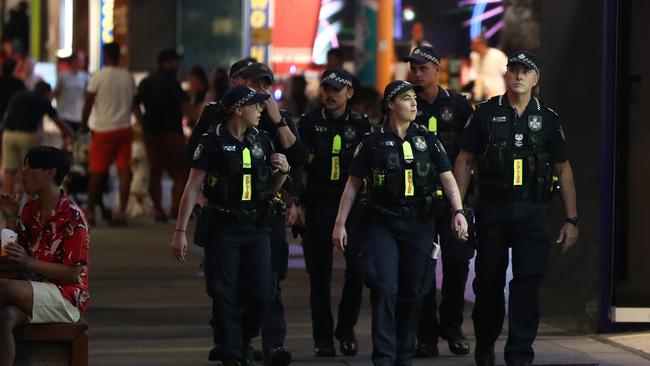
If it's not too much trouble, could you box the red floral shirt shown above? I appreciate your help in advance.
[18,192,90,313]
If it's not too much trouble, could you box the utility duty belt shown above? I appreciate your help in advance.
[367,195,437,221]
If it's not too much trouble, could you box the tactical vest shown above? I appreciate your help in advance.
[368,125,439,213]
[417,91,461,161]
[477,110,554,201]
[202,124,275,208]
[307,113,364,189]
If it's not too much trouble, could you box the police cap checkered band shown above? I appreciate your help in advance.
[320,68,354,90]
[383,80,423,102]
[220,85,270,113]
[403,46,441,65]
[507,51,539,71]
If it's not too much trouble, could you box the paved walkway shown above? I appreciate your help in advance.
[84,217,650,366]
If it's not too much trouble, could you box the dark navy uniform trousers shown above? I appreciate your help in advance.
[204,227,272,362]
[472,200,551,366]
[302,201,363,344]
[359,215,435,366]
[418,212,475,342]
[260,215,290,353]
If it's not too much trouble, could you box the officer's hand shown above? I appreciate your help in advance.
[271,153,289,174]
[452,212,469,241]
[263,91,283,123]
[332,224,347,252]
[286,205,305,227]
[171,231,188,262]
[556,223,579,253]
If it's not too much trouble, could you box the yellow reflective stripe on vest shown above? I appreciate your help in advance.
[402,141,414,161]
[404,169,415,196]
[513,159,523,186]
[242,147,252,169]
[242,174,252,200]
[332,134,341,154]
[331,156,340,180]
[330,134,342,180]
[242,148,252,200]
[428,116,438,134]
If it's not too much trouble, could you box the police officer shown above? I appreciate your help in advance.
[171,85,290,366]
[297,68,370,357]
[241,62,308,365]
[403,46,474,357]
[454,51,579,366]
[332,80,469,366]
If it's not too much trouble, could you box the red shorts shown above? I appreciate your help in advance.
[89,127,132,174]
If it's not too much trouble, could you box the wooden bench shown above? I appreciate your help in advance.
[14,319,88,366]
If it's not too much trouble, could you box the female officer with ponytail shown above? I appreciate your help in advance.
[172,85,290,366]
[332,80,469,366]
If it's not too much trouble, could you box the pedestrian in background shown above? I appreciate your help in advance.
[81,42,137,226]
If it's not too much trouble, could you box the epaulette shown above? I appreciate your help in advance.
[546,106,559,118]
[415,123,429,134]
[205,122,220,135]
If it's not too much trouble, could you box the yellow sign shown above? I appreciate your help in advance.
[252,28,272,43]
[404,169,415,196]
[331,156,340,180]
[428,116,437,134]
[242,174,252,201]
[513,159,523,186]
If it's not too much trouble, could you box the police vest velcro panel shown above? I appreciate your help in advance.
[369,132,438,207]
[203,133,274,208]
[477,111,554,201]
[307,122,362,186]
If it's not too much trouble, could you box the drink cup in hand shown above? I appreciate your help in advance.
[1,228,17,256]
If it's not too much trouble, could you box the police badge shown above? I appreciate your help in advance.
[343,125,357,140]
[528,115,543,132]
[514,133,524,148]
[413,135,427,151]
[441,107,453,123]
[193,144,204,160]
[250,142,265,158]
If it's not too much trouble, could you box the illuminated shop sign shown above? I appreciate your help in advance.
[249,0,271,64]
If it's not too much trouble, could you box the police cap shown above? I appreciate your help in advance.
[320,68,354,91]
[507,51,539,72]
[220,85,270,113]
[229,58,256,79]
[241,62,275,85]
[403,46,440,65]
[383,80,423,102]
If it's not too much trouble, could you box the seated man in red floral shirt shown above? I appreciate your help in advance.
[0,146,90,366]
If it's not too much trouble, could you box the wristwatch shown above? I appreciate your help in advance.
[566,216,579,226]
[275,117,288,128]
[454,208,466,218]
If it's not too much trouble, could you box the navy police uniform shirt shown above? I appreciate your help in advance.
[299,107,371,193]
[350,121,452,179]
[191,123,274,174]
[461,94,568,164]
[414,86,473,162]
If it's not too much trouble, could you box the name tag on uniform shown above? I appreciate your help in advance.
[491,116,507,123]
[404,169,415,196]
[513,159,523,186]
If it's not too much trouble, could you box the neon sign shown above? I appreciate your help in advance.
[249,0,271,64]
[101,0,115,44]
